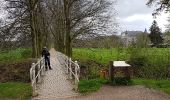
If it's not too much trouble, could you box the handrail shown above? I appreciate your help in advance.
[30,57,45,96]
[57,52,80,90]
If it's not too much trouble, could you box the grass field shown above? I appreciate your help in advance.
[0,82,32,100]
[0,48,32,63]
[73,48,170,65]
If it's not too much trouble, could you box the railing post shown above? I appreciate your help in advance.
[66,56,69,74]
[42,57,45,76]
[76,61,80,80]
[40,59,42,75]
[32,63,36,83]
[74,61,79,91]
[37,62,41,83]
[31,63,37,96]
[75,61,78,79]
[30,68,33,82]
[40,59,43,75]
[109,61,114,81]
[69,58,73,79]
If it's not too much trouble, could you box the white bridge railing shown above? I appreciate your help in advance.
[30,52,80,96]
[30,57,45,96]
[58,52,80,90]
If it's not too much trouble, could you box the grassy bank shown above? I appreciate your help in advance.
[0,48,33,99]
[0,82,32,100]
[0,48,35,82]
[0,48,32,63]
[132,79,170,94]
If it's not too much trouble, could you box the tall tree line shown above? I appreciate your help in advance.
[1,0,117,57]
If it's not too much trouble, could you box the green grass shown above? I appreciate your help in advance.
[78,78,108,93]
[73,48,170,79]
[0,48,32,63]
[132,79,170,94]
[0,82,32,100]
[73,48,129,65]
[73,48,170,65]
[78,78,170,94]
[74,48,170,94]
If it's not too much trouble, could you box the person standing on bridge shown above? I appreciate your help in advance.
[42,47,52,71]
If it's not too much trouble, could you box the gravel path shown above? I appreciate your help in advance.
[61,85,170,100]
[32,49,79,100]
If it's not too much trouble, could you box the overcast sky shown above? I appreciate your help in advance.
[0,0,6,20]
[116,0,169,32]
[0,0,169,33]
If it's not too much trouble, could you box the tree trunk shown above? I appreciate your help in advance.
[64,0,72,57]
[30,7,38,57]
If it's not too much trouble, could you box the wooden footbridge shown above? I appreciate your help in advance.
[30,49,80,100]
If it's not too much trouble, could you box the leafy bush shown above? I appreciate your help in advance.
[112,78,132,85]
[128,56,147,67]
[78,60,102,80]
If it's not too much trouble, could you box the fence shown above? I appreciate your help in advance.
[30,57,45,96]
[57,52,80,90]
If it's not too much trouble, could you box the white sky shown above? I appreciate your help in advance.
[0,0,169,33]
[116,0,169,32]
[0,0,6,20]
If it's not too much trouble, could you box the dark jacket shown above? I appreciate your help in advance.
[42,49,50,59]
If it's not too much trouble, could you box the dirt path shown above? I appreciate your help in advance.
[61,85,170,100]
[32,49,79,100]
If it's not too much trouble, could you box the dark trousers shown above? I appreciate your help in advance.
[45,57,52,69]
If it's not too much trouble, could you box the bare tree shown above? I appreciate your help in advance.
[147,0,170,15]
[2,0,50,57]
[1,0,117,58]
[47,0,117,57]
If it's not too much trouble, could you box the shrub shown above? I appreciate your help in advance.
[78,60,103,80]
[112,77,132,85]
[129,55,147,67]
